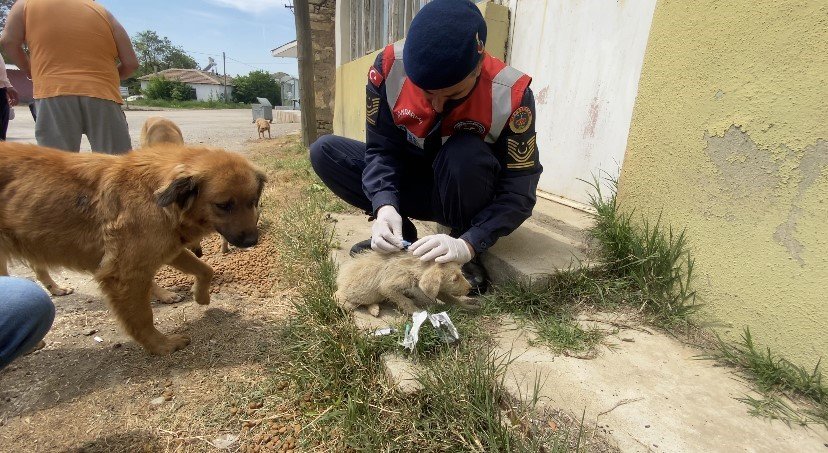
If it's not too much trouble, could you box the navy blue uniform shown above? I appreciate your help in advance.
[310,52,542,253]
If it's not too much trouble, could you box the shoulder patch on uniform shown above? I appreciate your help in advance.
[368,66,384,88]
[506,133,537,170]
[508,106,532,134]
[366,93,380,126]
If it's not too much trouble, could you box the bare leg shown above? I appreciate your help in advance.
[168,250,214,305]
[34,266,74,296]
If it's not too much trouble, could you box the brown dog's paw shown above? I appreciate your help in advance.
[148,334,191,355]
[194,285,211,305]
[154,289,185,304]
[47,285,74,296]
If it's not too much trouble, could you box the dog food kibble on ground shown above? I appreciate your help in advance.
[155,232,279,298]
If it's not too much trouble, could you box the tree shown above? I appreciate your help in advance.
[233,70,281,106]
[127,30,198,96]
[0,0,13,31]
[132,30,198,77]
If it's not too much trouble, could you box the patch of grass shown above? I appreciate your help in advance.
[248,139,605,451]
[585,174,698,327]
[706,328,828,427]
[128,98,250,109]
[483,276,611,355]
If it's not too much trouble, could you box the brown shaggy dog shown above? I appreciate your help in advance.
[255,118,271,139]
[335,251,474,316]
[140,116,184,148]
[0,142,266,354]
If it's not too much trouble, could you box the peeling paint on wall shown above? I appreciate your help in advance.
[619,0,828,368]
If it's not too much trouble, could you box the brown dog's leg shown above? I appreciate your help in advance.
[168,250,214,305]
[34,266,74,296]
[98,271,190,355]
[220,238,231,254]
[151,280,185,304]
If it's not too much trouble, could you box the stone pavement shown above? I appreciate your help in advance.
[330,198,828,452]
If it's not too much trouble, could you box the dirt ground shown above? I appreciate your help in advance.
[0,122,303,452]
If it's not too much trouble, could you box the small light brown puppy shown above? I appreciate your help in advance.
[140,116,184,149]
[255,118,271,139]
[0,142,266,355]
[335,251,474,316]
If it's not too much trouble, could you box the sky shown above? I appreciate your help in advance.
[99,0,299,78]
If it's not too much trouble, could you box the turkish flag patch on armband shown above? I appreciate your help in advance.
[368,67,384,87]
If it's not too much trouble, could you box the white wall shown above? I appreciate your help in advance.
[505,0,657,204]
[194,84,233,102]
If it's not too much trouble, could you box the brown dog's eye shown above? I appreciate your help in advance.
[215,201,233,212]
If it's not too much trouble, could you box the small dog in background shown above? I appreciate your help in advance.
[255,118,271,139]
[140,116,184,148]
[335,251,475,316]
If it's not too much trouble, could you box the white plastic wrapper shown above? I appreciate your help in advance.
[401,311,460,351]
[428,312,460,343]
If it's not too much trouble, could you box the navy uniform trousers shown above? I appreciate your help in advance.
[310,132,500,243]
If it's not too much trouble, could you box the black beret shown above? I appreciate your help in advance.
[403,0,487,90]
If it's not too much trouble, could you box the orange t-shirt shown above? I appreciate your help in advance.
[25,0,122,104]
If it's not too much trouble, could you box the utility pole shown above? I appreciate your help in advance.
[223,51,228,102]
[293,0,317,146]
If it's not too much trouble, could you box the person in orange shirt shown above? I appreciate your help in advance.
[0,0,139,153]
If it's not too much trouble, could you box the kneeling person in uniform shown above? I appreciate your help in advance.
[310,0,542,295]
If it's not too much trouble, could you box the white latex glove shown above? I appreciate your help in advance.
[371,205,403,253]
[409,234,473,264]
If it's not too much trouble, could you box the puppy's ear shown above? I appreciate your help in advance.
[418,264,443,299]
[156,165,201,209]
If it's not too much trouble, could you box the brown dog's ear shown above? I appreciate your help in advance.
[418,264,443,299]
[156,166,201,209]
[255,168,267,198]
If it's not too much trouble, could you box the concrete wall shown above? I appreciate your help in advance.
[619,0,828,367]
[332,1,510,140]
[310,0,336,136]
[193,84,232,102]
[504,0,657,204]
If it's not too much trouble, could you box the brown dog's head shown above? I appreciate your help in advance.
[155,148,267,248]
[418,262,472,299]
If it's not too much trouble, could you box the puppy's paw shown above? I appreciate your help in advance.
[47,285,74,296]
[368,304,380,317]
[148,334,191,355]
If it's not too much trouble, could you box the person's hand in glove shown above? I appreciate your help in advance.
[409,234,474,264]
[371,205,403,252]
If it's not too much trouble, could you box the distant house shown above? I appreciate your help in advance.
[138,69,234,101]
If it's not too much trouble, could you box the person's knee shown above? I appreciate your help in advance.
[14,279,55,326]
[436,133,499,184]
[309,134,337,171]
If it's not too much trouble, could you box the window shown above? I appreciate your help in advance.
[345,0,431,63]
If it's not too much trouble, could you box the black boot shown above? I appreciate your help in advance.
[461,254,490,296]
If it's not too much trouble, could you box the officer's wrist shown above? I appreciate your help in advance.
[462,239,475,258]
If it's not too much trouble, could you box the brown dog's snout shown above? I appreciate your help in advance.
[230,230,258,249]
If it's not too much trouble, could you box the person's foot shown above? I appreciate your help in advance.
[462,255,489,296]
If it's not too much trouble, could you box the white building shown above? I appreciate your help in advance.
[138,69,234,102]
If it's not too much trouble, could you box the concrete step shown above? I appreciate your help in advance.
[492,315,828,452]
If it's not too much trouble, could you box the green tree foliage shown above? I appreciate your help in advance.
[0,0,14,30]
[232,70,281,106]
[142,77,194,101]
[132,30,198,76]
[126,30,198,95]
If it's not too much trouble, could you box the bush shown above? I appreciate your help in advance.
[142,77,193,101]
[232,70,281,105]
